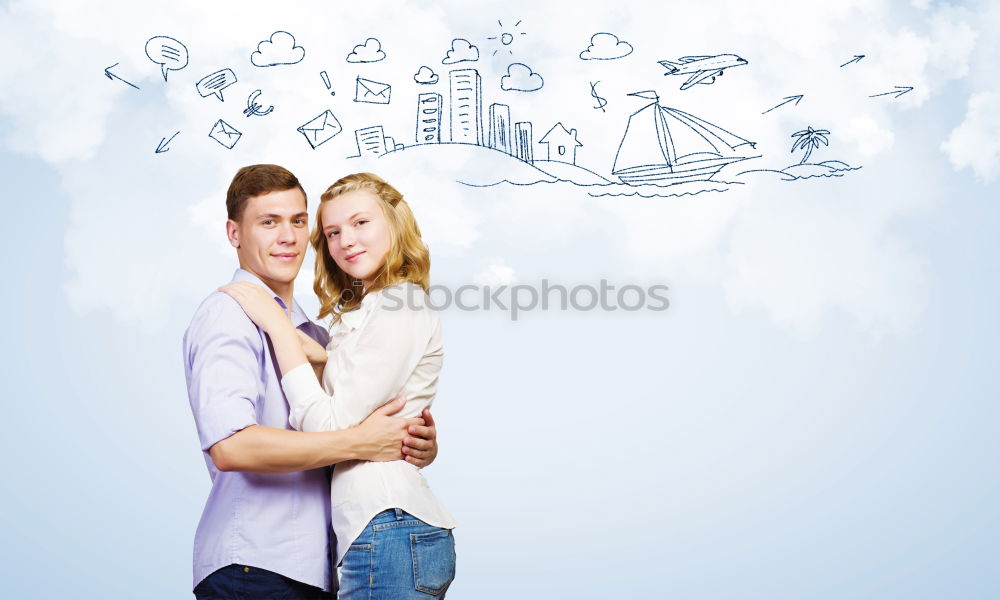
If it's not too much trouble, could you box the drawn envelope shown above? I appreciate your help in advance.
[297,109,343,149]
[208,118,242,149]
[354,77,391,104]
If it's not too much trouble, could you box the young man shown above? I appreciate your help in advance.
[183,165,438,599]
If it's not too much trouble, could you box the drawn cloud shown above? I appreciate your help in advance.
[941,91,1000,183]
[250,31,305,67]
[500,63,543,91]
[346,37,386,63]
[413,65,439,85]
[579,32,633,60]
[442,38,479,64]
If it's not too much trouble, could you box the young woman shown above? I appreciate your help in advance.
[220,173,456,599]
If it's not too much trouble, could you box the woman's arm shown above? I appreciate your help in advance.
[281,291,440,433]
[218,282,315,378]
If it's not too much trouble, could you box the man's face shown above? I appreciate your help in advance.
[227,188,308,291]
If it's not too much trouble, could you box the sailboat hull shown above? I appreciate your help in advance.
[615,156,745,185]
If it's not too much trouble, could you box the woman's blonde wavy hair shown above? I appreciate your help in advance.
[311,172,430,322]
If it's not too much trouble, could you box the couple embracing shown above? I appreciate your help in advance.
[183,165,456,599]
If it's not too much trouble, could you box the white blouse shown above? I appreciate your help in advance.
[280,282,456,566]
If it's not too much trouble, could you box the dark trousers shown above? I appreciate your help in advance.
[194,564,334,600]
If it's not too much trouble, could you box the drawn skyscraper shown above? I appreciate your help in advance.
[416,93,443,143]
[489,103,512,154]
[449,69,482,144]
[355,125,388,156]
[514,122,534,163]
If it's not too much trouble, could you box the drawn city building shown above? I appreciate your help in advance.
[539,123,582,164]
[449,69,482,144]
[355,125,388,156]
[415,93,443,143]
[514,122,534,163]
[488,103,513,154]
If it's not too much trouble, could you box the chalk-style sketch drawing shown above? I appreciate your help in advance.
[355,126,389,156]
[737,126,861,181]
[250,31,305,67]
[840,54,865,67]
[790,126,829,163]
[442,39,479,64]
[540,123,582,164]
[208,119,242,149]
[346,38,386,63]
[762,94,803,115]
[319,71,335,96]
[659,54,748,90]
[243,89,274,117]
[297,109,343,149]
[612,90,756,185]
[449,69,483,144]
[869,85,913,99]
[414,66,439,85]
[487,19,526,57]
[415,93,443,143]
[103,63,139,90]
[488,104,513,154]
[514,122,534,163]
[196,68,237,102]
[155,131,179,154]
[355,77,391,104]
[590,81,607,112]
[579,32,633,60]
[501,63,543,92]
[145,36,188,81]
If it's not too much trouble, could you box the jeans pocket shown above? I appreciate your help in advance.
[410,529,456,596]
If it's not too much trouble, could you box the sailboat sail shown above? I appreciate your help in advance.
[612,103,673,174]
[612,97,756,185]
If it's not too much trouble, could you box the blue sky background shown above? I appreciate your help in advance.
[1,1,998,598]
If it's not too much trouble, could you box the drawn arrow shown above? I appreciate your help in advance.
[840,55,865,67]
[104,63,139,90]
[869,85,913,99]
[155,131,179,154]
[762,94,803,115]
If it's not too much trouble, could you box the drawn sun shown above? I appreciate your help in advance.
[487,19,526,56]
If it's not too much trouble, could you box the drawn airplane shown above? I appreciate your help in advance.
[658,54,748,90]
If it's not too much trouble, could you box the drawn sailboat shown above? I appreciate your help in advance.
[612,91,757,186]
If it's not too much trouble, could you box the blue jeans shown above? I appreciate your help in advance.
[193,564,333,599]
[339,508,456,599]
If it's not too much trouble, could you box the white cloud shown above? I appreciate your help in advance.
[474,260,517,287]
[942,91,1000,183]
[0,0,991,336]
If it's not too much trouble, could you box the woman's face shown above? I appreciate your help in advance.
[320,189,392,289]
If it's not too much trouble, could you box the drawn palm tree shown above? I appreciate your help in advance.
[790,126,830,164]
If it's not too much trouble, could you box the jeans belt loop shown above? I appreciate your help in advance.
[394,508,404,520]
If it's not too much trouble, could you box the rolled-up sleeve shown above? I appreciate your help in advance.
[281,296,439,432]
[183,293,264,451]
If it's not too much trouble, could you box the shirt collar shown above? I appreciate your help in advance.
[339,288,382,331]
[231,268,311,329]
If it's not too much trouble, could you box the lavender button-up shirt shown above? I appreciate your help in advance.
[183,269,333,591]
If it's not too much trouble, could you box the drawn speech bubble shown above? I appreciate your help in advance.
[145,36,189,81]
[196,68,238,102]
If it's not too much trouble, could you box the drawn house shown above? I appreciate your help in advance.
[415,93,442,143]
[488,103,512,154]
[449,69,482,144]
[514,122,534,163]
[539,123,582,164]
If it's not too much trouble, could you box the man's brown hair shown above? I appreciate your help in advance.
[226,164,306,222]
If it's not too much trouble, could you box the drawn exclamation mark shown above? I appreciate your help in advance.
[320,71,334,96]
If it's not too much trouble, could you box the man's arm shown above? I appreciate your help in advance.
[209,397,421,473]
[184,293,430,474]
